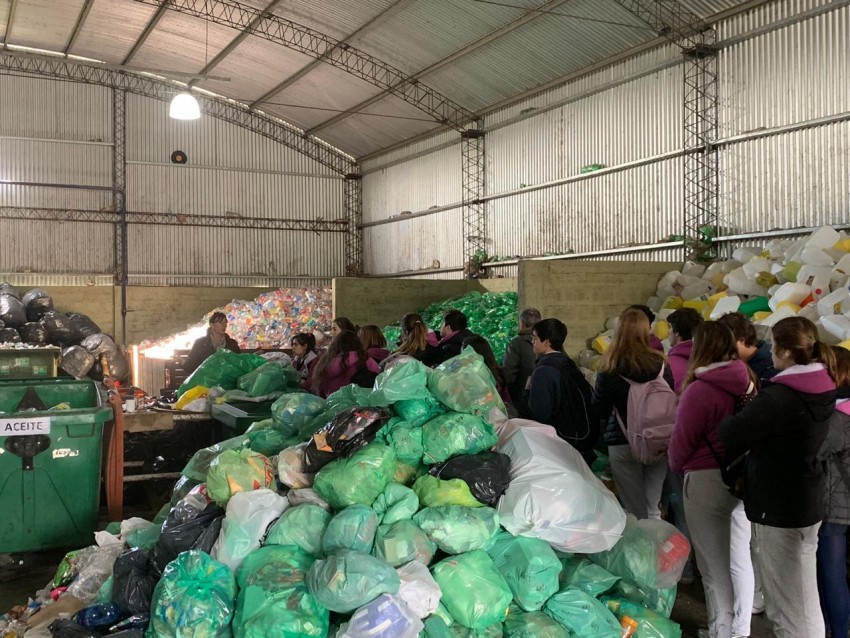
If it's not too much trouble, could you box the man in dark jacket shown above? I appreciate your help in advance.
[502,307,541,417]
[718,312,778,384]
[526,318,597,463]
[421,309,475,367]
[186,311,241,373]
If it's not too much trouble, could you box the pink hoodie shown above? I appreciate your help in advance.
[307,352,380,398]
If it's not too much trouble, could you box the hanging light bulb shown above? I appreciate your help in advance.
[169,92,201,120]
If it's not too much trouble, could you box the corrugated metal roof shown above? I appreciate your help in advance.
[4,0,761,158]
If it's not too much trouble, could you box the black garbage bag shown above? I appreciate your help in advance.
[42,311,76,347]
[68,314,101,340]
[0,327,21,344]
[430,451,512,506]
[303,406,392,473]
[152,501,224,576]
[0,295,26,328]
[81,333,130,381]
[0,283,19,299]
[112,548,157,614]
[18,322,49,346]
[22,287,48,306]
[26,295,54,322]
[61,346,95,379]
[47,620,99,638]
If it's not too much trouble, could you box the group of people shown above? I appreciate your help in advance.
[189,304,849,638]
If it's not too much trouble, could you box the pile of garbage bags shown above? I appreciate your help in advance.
[382,290,518,362]
[0,349,690,638]
[140,287,333,358]
[0,283,130,382]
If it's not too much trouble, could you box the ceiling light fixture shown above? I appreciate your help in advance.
[169,92,201,120]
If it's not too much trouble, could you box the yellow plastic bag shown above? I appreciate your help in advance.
[175,385,209,411]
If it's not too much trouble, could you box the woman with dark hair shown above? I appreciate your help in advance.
[305,330,380,398]
[185,311,241,373]
[461,335,515,415]
[669,321,756,638]
[817,345,850,638]
[358,325,390,365]
[720,316,837,638]
[331,317,356,338]
[593,307,673,519]
[382,313,437,368]
[291,332,318,379]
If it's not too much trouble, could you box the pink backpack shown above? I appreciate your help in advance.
[615,364,677,464]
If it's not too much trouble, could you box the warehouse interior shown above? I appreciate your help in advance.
[0,0,848,636]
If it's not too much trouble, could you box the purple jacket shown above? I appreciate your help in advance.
[367,347,391,364]
[669,359,752,474]
[668,340,694,395]
[649,334,665,353]
[306,352,381,398]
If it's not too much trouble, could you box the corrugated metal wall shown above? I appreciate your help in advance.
[361,1,850,276]
[0,74,345,283]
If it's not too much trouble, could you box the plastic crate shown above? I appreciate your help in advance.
[210,400,274,434]
[0,378,111,553]
[0,347,61,379]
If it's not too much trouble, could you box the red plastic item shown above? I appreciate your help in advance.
[50,587,68,601]
[801,294,815,307]
[658,532,691,574]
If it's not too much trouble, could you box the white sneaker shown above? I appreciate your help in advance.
[752,591,765,615]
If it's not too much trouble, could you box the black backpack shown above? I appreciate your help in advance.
[350,365,378,389]
[537,356,598,452]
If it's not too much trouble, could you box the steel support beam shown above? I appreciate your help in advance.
[112,88,127,287]
[343,174,363,276]
[610,0,719,262]
[461,127,487,278]
[3,0,18,44]
[64,0,96,54]
[0,51,354,175]
[129,0,474,130]
[123,1,171,65]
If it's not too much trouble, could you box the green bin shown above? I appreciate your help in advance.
[0,347,61,379]
[210,400,274,434]
[0,379,112,553]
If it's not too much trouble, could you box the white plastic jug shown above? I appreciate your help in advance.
[680,280,712,300]
[759,306,798,327]
[710,295,741,320]
[800,246,835,267]
[821,315,850,342]
[765,239,792,259]
[682,262,706,278]
[831,255,850,289]
[817,288,850,317]
[724,268,768,297]
[732,247,762,263]
[769,282,812,311]
[796,265,832,299]
[806,226,841,249]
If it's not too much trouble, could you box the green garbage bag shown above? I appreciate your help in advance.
[271,393,326,439]
[182,435,249,482]
[601,598,682,638]
[413,506,500,554]
[503,608,571,637]
[323,505,379,555]
[233,545,328,638]
[372,483,420,526]
[431,550,512,630]
[313,444,397,509]
[237,362,287,397]
[421,413,498,464]
[560,556,620,598]
[612,580,677,619]
[393,461,419,486]
[379,418,424,466]
[543,587,621,638]
[178,350,267,397]
[413,475,483,508]
[306,549,400,613]
[371,359,432,404]
[373,520,436,567]
[395,396,445,427]
[486,531,562,612]
[126,522,162,550]
[265,504,332,557]
[147,550,238,638]
[247,427,292,457]
[206,449,274,506]
[428,348,506,419]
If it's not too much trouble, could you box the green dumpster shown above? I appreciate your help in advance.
[0,379,112,553]
[210,400,275,434]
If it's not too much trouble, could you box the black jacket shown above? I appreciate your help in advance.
[502,332,535,416]
[720,378,835,528]
[592,360,673,446]
[186,333,241,373]
[420,328,476,367]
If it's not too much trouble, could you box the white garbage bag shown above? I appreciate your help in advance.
[396,560,442,619]
[211,488,288,572]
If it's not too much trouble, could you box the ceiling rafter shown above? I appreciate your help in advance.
[0,50,355,175]
[64,0,96,55]
[3,0,18,44]
[187,0,284,89]
[128,0,475,130]
[248,0,414,110]
[303,0,574,136]
[122,0,171,65]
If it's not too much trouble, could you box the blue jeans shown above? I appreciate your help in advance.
[817,521,850,638]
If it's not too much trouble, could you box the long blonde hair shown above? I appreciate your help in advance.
[598,308,665,377]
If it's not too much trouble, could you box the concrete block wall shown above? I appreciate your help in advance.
[519,260,680,357]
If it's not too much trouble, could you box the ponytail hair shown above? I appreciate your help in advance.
[396,313,428,356]
[772,316,835,370]
[827,345,850,388]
